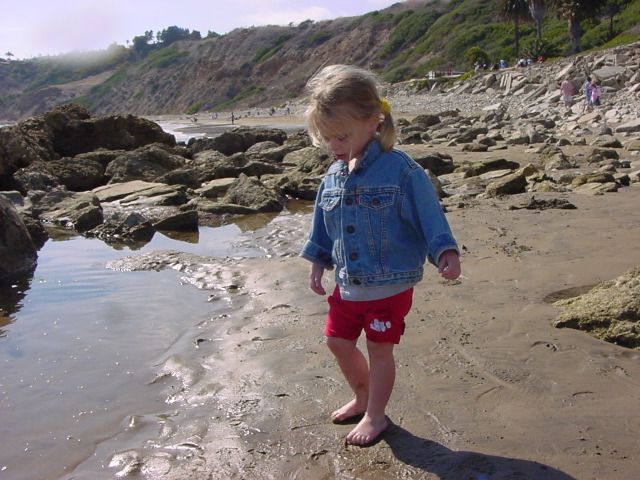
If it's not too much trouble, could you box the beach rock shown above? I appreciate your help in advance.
[20,158,105,192]
[0,195,38,279]
[52,114,176,157]
[571,172,616,187]
[86,212,155,245]
[485,171,527,196]
[462,158,520,177]
[412,114,441,127]
[196,178,236,198]
[154,168,201,189]
[553,265,640,349]
[187,126,287,156]
[0,105,176,189]
[222,173,284,213]
[184,197,259,215]
[400,147,456,176]
[38,192,104,232]
[244,141,293,163]
[153,210,199,232]
[105,144,186,184]
[591,136,623,148]
[573,182,618,195]
[537,145,574,170]
[615,118,640,134]
[190,150,282,183]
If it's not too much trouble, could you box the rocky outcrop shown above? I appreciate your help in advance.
[0,105,176,189]
[553,266,640,349]
[0,194,38,280]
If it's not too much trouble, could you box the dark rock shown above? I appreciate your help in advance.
[153,210,199,232]
[485,171,528,196]
[0,195,38,279]
[222,173,285,212]
[188,126,287,156]
[106,144,186,184]
[155,168,201,189]
[52,114,176,157]
[22,158,105,192]
[463,158,520,177]
[38,192,103,232]
[412,114,441,127]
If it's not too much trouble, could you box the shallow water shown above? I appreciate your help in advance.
[0,203,312,479]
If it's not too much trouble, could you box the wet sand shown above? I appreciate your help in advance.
[109,114,640,479]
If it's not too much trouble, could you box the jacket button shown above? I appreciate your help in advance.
[353,279,361,285]
[372,198,380,206]
[349,253,358,260]
[346,225,355,233]
[345,198,353,205]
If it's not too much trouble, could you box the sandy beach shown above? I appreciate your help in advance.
[98,111,640,480]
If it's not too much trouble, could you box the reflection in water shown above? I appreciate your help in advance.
[0,269,34,336]
[0,205,313,480]
[157,229,200,244]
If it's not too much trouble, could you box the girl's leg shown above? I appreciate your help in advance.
[326,336,370,422]
[346,340,395,446]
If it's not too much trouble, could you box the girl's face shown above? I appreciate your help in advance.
[320,115,380,162]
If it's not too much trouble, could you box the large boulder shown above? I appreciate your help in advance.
[554,266,640,349]
[105,144,186,184]
[37,192,103,232]
[188,126,288,156]
[190,151,282,183]
[0,195,38,279]
[222,173,285,212]
[19,158,105,192]
[52,114,176,157]
[0,104,91,182]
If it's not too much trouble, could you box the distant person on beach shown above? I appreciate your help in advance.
[300,64,461,447]
[582,77,593,108]
[591,81,601,107]
[560,78,574,109]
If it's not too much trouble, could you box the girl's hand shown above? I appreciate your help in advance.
[438,250,461,280]
[309,263,326,295]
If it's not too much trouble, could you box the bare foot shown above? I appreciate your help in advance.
[331,398,366,424]
[346,413,388,446]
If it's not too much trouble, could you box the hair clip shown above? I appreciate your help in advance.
[380,98,392,115]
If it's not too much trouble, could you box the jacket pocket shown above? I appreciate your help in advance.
[319,193,341,211]
[359,192,395,210]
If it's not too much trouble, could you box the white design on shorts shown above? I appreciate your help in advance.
[370,318,392,333]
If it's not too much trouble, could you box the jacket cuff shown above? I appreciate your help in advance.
[300,240,335,270]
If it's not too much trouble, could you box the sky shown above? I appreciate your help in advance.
[2,0,403,59]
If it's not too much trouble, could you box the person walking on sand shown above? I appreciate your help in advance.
[560,78,574,110]
[300,64,461,447]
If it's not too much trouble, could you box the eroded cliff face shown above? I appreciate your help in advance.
[0,8,407,121]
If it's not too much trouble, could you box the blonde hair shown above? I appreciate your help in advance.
[305,64,396,152]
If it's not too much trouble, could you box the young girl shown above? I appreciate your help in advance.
[300,64,461,446]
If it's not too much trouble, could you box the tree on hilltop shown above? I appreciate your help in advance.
[157,26,192,45]
[529,0,548,43]
[499,0,532,58]
[551,0,609,54]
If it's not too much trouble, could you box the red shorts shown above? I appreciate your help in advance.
[325,286,413,344]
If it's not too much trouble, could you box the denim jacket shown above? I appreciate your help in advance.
[300,139,459,292]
